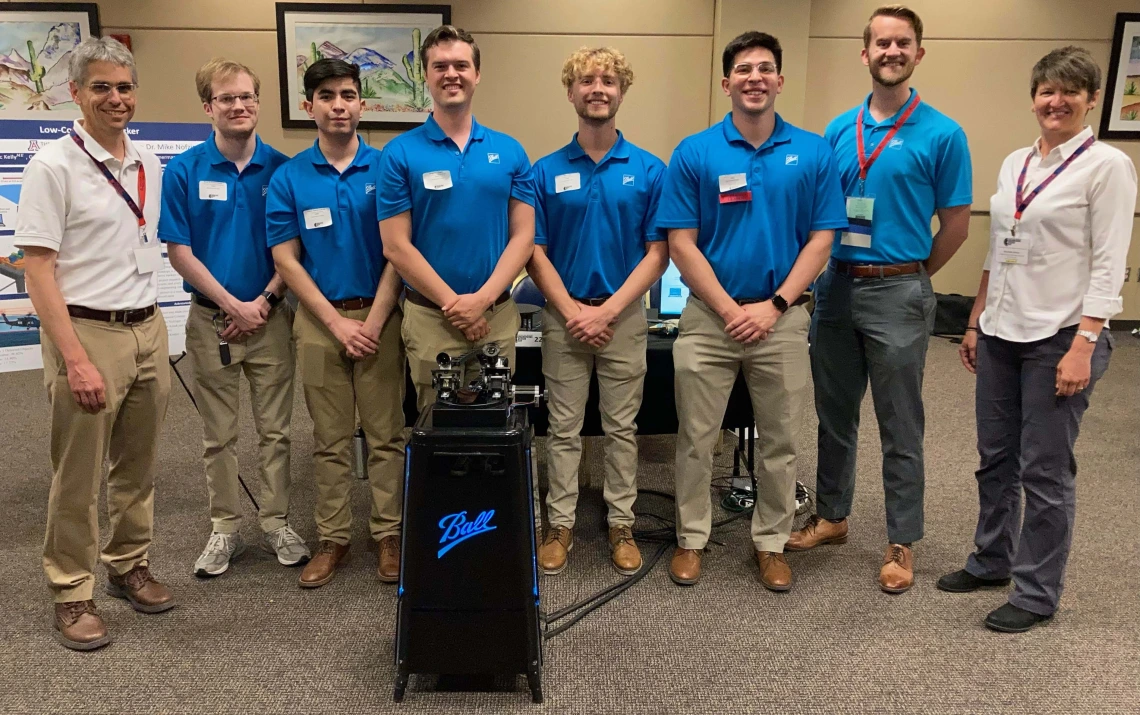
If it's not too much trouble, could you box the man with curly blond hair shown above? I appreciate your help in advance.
[526,47,667,576]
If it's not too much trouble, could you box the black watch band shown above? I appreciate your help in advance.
[261,290,281,307]
[771,294,789,313]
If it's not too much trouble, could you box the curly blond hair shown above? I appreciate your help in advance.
[561,47,634,93]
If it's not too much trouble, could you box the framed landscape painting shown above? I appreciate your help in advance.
[0,3,100,119]
[275,3,450,131]
[1101,13,1140,140]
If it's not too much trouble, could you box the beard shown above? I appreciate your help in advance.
[870,59,915,87]
[575,102,618,124]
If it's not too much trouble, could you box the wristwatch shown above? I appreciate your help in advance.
[260,290,282,308]
[1076,329,1098,344]
[770,293,789,313]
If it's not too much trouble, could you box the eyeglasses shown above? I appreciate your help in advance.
[87,82,137,97]
[211,93,260,108]
[731,62,779,77]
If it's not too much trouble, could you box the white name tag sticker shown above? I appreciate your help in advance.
[423,170,453,191]
[198,180,227,201]
[555,173,581,193]
[134,246,162,275]
[718,173,747,193]
[996,230,1030,265]
[303,207,333,230]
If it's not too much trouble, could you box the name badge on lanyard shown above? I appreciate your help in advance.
[844,94,921,248]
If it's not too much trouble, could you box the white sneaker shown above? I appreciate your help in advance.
[194,532,245,577]
[262,525,311,567]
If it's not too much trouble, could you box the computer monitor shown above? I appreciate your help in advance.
[650,259,690,319]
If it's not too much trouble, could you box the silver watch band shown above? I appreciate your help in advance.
[1075,329,1098,344]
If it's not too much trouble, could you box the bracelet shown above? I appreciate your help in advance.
[964,327,978,332]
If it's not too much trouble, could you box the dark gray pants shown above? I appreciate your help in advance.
[810,267,936,544]
[964,328,1112,616]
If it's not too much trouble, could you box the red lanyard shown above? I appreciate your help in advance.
[71,132,147,229]
[856,92,921,190]
[1012,135,1095,231]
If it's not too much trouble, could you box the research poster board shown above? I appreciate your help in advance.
[0,120,211,372]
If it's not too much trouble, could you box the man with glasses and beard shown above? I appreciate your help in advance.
[160,58,306,579]
[787,5,973,594]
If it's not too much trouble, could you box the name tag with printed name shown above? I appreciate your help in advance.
[423,170,453,190]
[303,207,333,230]
[718,173,747,193]
[555,173,581,193]
[840,196,874,248]
[134,246,162,275]
[199,181,227,201]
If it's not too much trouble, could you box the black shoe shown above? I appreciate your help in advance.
[984,603,1052,633]
[936,569,1011,593]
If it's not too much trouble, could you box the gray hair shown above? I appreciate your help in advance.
[68,36,138,86]
[1030,46,1101,98]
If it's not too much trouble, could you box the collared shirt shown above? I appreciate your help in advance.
[824,88,973,264]
[158,134,289,302]
[980,126,1137,342]
[533,132,665,298]
[376,114,535,295]
[265,137,384,302]
[655,112,847,300]
[14,120,162,310]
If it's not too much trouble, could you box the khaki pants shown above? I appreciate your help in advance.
[184,301,295,535]
[542,302,647,529]
[295,303,406,544]
[402,298,520,413]
[673,298,810,552]
[41,312,171,602]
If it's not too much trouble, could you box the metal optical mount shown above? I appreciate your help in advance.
[431,342,542,407]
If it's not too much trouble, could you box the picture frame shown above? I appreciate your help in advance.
[275,2,451,131]
[1100,13,1140,141]
[0,3,101,120]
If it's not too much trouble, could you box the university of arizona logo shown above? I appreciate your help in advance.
[622,174,635,186]
[487,153,500,164]
[437,510,497,558]
[785,154,799,165]
[365,182,376,195]
[27,140,43,152]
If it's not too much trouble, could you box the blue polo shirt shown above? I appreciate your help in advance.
[158,134,289,302]
[656,113,847,300]
[376,114,535,295]
[824,88,972,264]
[265,138,384,302]
[533,132,665,298]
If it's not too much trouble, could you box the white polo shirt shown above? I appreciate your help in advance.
[982,126,1137,342]
[14,119,163,310]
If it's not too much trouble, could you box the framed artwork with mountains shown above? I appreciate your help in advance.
[275,3,450,131]
[0,3,100,119]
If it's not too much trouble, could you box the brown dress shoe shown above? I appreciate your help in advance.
[299,540,349,589]
[786,514,848,552]
[880,543,914,594]
[54,600,110,651]
[106,564,175,613]
[756,551,793,592]
[537,526,573,575]
[377,535,400,583]
[608,526,642,576]
[669,547,702,585]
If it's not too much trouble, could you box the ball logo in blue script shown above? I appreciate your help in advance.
[437,510,497,558]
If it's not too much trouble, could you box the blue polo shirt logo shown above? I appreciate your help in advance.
[366,182,376,195]
[889,138,905,149]
[785,154,799,165]
[261,184,269,196]
[487,153,500,164]
[623,174,635,186]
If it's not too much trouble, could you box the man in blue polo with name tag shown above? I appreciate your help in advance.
[658,31,847,590]
[378,25,535,410]
[526,47,667,577]
[160,58,308,579]
[787,5,972,595]
[267,59,406,589]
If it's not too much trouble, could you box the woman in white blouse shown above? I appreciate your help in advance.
[938,46,1137,633]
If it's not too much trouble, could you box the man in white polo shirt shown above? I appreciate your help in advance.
[16,37,173,652]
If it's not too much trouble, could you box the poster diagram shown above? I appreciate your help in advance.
[0,119,212,372]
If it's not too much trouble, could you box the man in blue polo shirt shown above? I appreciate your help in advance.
[160,58,308,578]
[787,6,972,595]
[526,47,667,577]
[378,25,535,410]
[658,31,847,590]
[267,59,406,588]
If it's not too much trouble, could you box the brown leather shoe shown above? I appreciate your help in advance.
[608,526,642,576]
[106,564,175,614]
[669,547,702,585]
[880,543,914,593]
[377,535,400,583]
[756,551,793,592]
[299,540,349,589]
[785,514,849,551]
[53,600,110,651]
[537,526,573,575]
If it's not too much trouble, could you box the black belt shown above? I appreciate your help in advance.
[68,304,157,325]
[404,289,510,311]
[571,295,612,307]
[193,295,221,311]
[707,294,809,307]
[329,297,374,310]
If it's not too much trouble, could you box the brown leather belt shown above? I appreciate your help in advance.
[68,304,157,325]
[329,297,374,310]
[830,259,922,279]
[404,289,510,311]
[571,295,611,307]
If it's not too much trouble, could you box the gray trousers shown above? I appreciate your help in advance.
[810,267,936,544]
[964,328,1112,616]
